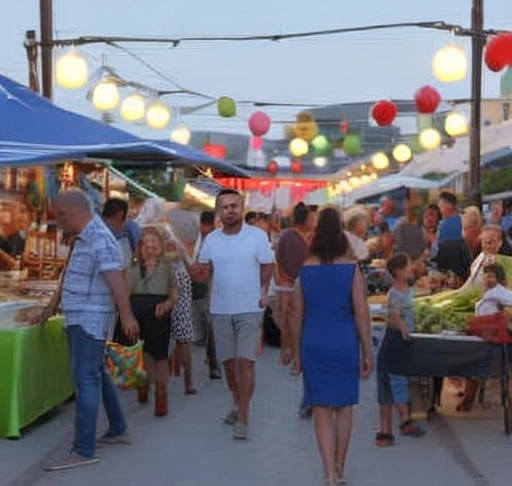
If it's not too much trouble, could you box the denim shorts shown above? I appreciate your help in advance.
[377,372,410,405]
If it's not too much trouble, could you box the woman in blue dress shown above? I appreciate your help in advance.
[291,206,372,486]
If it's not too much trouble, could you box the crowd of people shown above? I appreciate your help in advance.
[28,185,512,485]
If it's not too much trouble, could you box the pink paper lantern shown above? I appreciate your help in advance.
[248,111,271,137]
[251,136,263,151]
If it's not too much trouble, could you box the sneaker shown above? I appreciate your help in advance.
[44,452,99,472]
[233,422,249,440]
[97,433,133,445]
[223,409,238,425]
[209,367,222,380]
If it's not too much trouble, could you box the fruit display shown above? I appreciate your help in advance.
[413,289,482,334]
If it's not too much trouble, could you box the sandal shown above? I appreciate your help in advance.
[375,432,394,447]
[400,419,426,437]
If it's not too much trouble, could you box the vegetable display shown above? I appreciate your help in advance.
[413,289,482,334]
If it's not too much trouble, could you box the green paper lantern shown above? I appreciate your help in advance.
[311,134,332,156]
[343,135,362,156]
[217,97,237,118]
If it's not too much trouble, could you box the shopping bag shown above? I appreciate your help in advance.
[105,340,146,390]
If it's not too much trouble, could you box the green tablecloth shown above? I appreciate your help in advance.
[0,317,73,439]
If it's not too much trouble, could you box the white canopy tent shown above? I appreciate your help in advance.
[400,120,512,177]
[340,174,441,206]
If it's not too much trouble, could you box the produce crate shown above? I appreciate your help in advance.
[467,313,512,345]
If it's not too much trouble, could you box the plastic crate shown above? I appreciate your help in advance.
[467,313,512,344]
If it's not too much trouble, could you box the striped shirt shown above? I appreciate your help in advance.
[62,215,124,340]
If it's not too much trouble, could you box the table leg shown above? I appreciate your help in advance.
[500,344,511,435]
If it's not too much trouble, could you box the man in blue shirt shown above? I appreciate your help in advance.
[437,191,462,243]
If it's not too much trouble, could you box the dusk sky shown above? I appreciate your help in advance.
[1,0,511,139]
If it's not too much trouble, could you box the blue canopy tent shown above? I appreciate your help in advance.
[0,74,248,176]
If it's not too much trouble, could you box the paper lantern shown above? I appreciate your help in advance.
[371,152,390,170]
[340,119,349,135]
[291,160,303,174]
[55,49,88,89]
[419,128,442,150]
[146,101,171,129]
[289,138,309,157]
[484,34,512,73]
[432,44,467,82]
[414,85,441,114]
[217,97,237,117]
[371,100,397,126]
[445,112,468,137]
[170,124,191,145]
[313,156,328,168]
[248,111,271,137]
[311,134,331,156]
[120,94,146,122]
[392,144,412,163]
[267,160,279,174]
[293,112,318,142]
[343,135,362,156]
[91,80,120,111]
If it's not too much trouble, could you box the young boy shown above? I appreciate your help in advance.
[475,264,512,316]
[376,252,426,447]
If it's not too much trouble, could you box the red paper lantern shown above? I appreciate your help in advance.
[267,160,279,174]
[340,119,349,135]
[291,160,303,174]
[414,85,441,114]
[371,100,397,126]
[484,34,512,73]
[248,111,271,137]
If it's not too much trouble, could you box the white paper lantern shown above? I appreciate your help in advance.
[313,156,328,168]
[371,152,390,170]
[392,144,412,163]
[170,124,191,145]
[289,138,309,157]
[445,112,468,137]
[432,44,467,83]
[146,101,172,129]
[120,94,146,122]
[55,49,89,89]
[91,81,120,111]
[419,128,442,150]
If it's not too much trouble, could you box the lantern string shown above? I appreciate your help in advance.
[39,20,510,48]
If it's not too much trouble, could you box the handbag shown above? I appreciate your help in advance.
[105,340,146,389]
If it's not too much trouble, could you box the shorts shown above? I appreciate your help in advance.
[377,372,410,405]
[211,312,263,363]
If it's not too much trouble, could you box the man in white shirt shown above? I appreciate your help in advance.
[186,189,274,440]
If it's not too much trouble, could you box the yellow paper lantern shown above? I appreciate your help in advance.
[444,112,468,137]
[120,94,146,122]
[146,101,171,129]
[349,176,361,188]
[419,128,442,150]
[91,80,120,111]
[289,138,309,157]
[372,152,390,170]
[392,144,412,163]
[432,44,467,83]
[55,49,88,89]
[170,124,191,145]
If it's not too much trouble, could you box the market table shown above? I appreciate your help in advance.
[0,306,73,439]
[379,332,512,434]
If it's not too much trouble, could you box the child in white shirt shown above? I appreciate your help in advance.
[475,264,512,316]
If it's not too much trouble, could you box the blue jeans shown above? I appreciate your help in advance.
[67,325,127,457]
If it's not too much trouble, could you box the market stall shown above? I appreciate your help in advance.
[0,74,247,438]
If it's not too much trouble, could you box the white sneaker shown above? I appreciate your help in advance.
[233,422,249,440]
[223,409,238,425]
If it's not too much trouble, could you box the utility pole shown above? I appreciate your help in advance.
[39,0,53,100]
[468,0,484,208]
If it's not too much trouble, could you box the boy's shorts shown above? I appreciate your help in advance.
[377,372,410,405]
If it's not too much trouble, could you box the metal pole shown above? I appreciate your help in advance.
[39,0,53,100]
[468,0,484,208]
